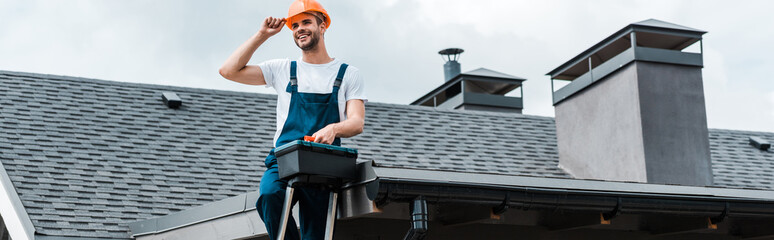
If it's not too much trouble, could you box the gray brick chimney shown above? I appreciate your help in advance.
[547,19,712,186]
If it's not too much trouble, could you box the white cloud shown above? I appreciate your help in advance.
[770,92,774,118]
[701,47,730,109]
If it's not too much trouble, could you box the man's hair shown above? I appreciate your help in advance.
[306,11,326,27]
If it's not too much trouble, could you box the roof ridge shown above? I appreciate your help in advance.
[708,127,774,135]
[0,69,264,98]
[0,69,554,121]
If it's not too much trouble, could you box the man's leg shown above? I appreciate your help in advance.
[257,164,301,240]
[297,187,332,240]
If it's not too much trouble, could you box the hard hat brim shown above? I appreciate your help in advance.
[285,11,331,30]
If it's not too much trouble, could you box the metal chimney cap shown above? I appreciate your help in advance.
[439,48,464,62]
[438,48,464,55]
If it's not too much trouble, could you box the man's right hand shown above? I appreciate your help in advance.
[259,17,286,37]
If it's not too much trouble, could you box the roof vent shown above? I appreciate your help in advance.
[439,48,464,82]
[161,92,182,109]
[749,136,771,151]
[411,48,526,113]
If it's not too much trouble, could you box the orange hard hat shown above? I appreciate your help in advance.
[285,0,331,30]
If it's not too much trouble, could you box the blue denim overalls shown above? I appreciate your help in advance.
[257,61,348,240]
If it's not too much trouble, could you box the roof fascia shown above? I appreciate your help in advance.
[0,160,36,240]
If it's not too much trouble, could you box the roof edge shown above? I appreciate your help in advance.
[0,159,36,240]
[632,18,707,33]
[129,191,260,237]
[36,235,129,240]
[463,67,527,80]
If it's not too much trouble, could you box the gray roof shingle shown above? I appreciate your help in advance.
[709,129,774,189]
[0,70,772,239]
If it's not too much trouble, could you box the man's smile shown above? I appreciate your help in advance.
[296,32,311,41]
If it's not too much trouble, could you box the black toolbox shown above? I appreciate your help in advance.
[275,140,358,182]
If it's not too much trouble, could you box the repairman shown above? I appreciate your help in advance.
[218,0,367,239]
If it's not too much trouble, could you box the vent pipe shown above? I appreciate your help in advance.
[403,196,428,240]
[439,48,464,82]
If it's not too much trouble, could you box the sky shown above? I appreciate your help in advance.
[1,0,773,132]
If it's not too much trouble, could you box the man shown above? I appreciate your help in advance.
[218,0,366,239]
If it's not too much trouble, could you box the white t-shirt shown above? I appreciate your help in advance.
[258,57,367,147]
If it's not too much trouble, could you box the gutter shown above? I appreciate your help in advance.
[0,160,36,240]
[373,167,774,219]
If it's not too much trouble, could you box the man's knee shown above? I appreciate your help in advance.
[257,187,285,214]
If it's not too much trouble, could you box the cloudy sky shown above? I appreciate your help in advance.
[2,0,773,132]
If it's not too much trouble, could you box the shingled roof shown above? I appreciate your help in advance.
[0,70,772,239]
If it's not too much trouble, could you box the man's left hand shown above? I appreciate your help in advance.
[310,100,366,145]
[312,124,338,144]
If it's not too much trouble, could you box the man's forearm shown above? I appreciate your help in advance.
[311,88,365,144]
[219,17,285,84]
[331,117,365,138]
[219,32,269,77]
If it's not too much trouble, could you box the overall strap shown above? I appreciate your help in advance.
[333,63,348,88]
[289,61,298,86]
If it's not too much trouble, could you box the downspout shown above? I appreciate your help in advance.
[403,196,428,240]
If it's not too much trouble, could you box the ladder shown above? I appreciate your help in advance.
[276,178,341,240]
[273,140,358,240]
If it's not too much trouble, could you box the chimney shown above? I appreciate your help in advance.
[410,48,526,113]
[547,19,711,186]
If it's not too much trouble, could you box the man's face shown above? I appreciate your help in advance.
[290,13,325,51]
